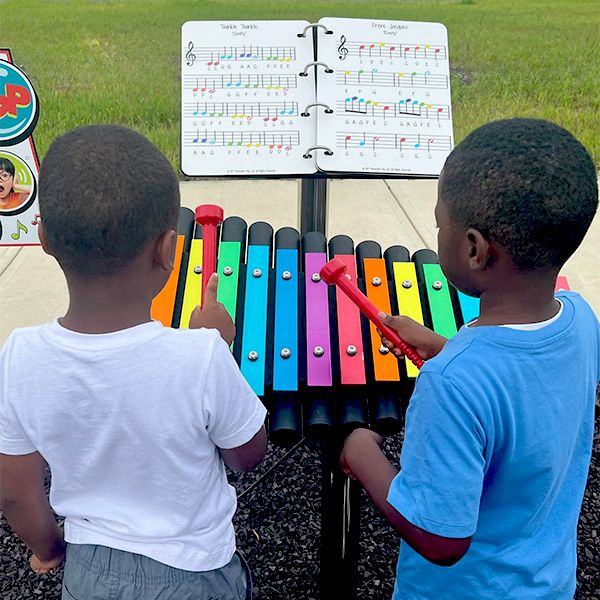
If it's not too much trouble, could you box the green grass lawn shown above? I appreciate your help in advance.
[2,0,599,169]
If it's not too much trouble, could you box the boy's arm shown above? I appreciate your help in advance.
[219,425,267,472]
[341,429,471,566]
[0,452,65,564]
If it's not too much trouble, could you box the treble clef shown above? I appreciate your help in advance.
[185,41,196,67]
[337,35,348,61]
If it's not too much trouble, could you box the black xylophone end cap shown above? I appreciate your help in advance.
[320,256,347,285]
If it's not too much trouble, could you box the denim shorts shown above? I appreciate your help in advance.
[61,543,252,600]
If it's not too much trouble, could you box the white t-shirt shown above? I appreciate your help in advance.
[0,320,267,571]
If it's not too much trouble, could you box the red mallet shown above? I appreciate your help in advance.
[195,204,224,306]
[320,257,425,369]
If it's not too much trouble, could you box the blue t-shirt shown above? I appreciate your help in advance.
[388,292,600,600]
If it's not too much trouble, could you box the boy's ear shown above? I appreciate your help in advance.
[466,228,492,271]
[37,221,54,256]
[154,229,177,271]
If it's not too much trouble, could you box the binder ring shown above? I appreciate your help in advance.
[297,23,333,38]
[300,103,334,117]
[299,62,334,77]
[302,146,334,159]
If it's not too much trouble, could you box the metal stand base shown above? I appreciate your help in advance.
[319,438,361,600]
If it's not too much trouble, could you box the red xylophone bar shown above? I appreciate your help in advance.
[195,204,224,307]
[320,256,425,370]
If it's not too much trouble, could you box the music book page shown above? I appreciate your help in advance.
[315,17,453,176]
[181,20,316,176]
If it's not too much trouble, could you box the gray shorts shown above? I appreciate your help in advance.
[61,543,252,600]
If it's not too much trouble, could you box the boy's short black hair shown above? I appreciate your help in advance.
[439,118,598,271]
[39,124,180,277]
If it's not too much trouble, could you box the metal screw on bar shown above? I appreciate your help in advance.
[346,345,357,356]
[248,351,259,361]
[253,268,262,278]
[379,345,390,355]
[313,346,325,357]
[280,348,292,359]
[402,279,413,289]
[193,265,202,274]
[371,276,382,287]
[282,270,292,280]
[223,266,233,276]
[432,280,443,290]
[311,273,321,283]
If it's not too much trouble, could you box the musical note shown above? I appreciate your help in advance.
[185,41,196,67]
[10,220,28,240]
[358,44,365,58]
[336,132,451,153]
[338,35,349,61]
[31,213,41,226]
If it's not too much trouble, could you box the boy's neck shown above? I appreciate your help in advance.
[474,270,561,327]
[60,268,156,334]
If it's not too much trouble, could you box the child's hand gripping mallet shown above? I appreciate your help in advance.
[195,204,224,308]
[320,257,425,370]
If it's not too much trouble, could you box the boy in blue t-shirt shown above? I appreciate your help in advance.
[341,118,600,599]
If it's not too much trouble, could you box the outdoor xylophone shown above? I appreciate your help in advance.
[149,204,572,598]
[150,204,481,444]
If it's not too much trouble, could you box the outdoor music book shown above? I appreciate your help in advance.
[181,17,453,177]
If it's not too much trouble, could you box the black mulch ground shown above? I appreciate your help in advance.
[2,407,599,600]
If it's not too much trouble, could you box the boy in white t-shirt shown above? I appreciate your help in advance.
[0,125,267,600]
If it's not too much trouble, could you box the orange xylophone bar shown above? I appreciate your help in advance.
[320,256,425,370]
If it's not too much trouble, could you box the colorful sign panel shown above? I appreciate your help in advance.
[0,49,40,246]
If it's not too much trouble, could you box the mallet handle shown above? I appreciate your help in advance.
[320,257,425,370]
[195,204,224,307]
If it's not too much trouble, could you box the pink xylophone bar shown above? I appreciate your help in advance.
[320,256,425,370]
[195,204,224,307]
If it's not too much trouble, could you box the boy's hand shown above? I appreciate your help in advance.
[189,273,235,345]
[378,313,447,360]
[30,550,65,574]
[340,428,383,480]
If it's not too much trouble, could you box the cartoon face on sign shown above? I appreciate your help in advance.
[0,60,39,147]
[0,151,35,215]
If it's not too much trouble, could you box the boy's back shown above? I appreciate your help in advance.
[389,291,600,598]
[1,320,266,570]
[0,125,267,599]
